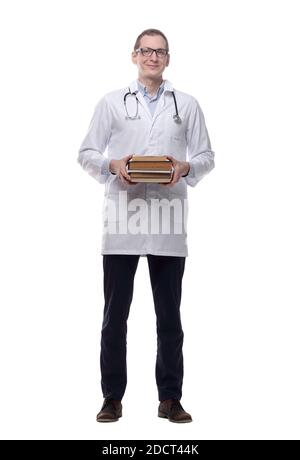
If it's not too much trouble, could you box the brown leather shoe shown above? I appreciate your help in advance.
[158,398,192,423]
[96,398,122,422]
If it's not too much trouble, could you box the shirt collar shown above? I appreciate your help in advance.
[129,78,174,94]
[137,79,164,98]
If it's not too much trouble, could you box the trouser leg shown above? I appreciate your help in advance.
[147,255,186,402]
[100,254,139,400]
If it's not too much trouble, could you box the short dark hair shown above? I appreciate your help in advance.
[133,29,169,52]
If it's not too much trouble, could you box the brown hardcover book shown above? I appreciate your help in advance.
[130,178,171,183]
[130,172,172,179]
[126,155,173,183]
[128,162,171,171]
[129,155,170,161]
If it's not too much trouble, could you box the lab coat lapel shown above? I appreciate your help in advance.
[152,92,168,123]
[152,79,174,124]
[136,92,152,120]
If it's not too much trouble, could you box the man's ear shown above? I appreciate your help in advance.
[131,51,137,64]
[166,54,170,67]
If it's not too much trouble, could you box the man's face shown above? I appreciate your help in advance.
[132,35,170,80]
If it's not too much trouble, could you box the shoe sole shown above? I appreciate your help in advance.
[96,413,122,423]
[158,412,192,423]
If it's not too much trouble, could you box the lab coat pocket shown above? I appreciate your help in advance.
[165,131,187,159]
[165,115,186,143]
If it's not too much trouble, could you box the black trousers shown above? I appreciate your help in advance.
[100,254,186,402]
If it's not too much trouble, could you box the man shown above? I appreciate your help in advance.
[78,28,215,423]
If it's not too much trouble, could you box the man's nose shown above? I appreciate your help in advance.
[150,51,159,61]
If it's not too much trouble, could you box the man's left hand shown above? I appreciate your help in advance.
[161,155,190,186]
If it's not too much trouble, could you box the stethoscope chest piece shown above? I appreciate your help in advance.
[173,114,182,124]
[125,114,141,120]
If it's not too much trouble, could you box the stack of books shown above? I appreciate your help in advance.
[126,155,174,183]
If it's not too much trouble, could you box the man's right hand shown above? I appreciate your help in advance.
[109,154,136,185]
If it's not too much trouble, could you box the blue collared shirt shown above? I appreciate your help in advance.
[137,79,165,116]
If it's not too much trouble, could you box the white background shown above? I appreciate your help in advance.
[0,0,299,440]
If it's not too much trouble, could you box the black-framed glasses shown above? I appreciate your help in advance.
[135,47,169,58]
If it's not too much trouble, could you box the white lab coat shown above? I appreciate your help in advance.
[78,79,215,257]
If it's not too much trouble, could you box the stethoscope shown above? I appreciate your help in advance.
[124,88,182,123]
